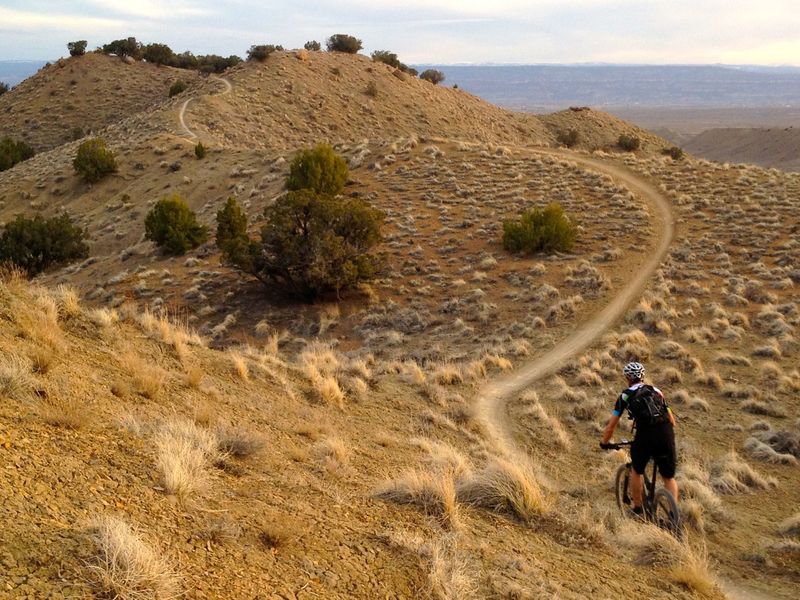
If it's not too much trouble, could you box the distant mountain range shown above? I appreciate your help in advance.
[0,60,48,86]
[415,64,800,110]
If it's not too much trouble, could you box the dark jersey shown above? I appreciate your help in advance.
[612,382,669,424]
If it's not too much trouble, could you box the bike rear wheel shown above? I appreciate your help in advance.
[653,488,682,538]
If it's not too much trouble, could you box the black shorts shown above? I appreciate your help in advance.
[631,423,677,478]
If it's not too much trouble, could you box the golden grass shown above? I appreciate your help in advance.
[29,346,56,374]
[122,352,166,400]
[155,418,220,503]
[434,364,464,385]
[456,457,547,522]
[0,354,33,400]
[86,516,180,600]
[778,513,800,537]
[313,436,350,473]
[40,395,85,429]
[375,469,461,529]
[710,450,777,494]
[229,351,249,381]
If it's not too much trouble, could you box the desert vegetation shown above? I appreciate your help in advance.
[0,36,798,600]
[73,138,117,182]
[144,194,209,255]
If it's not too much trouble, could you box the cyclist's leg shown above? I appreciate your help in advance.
[629,439,649,509]
[655,425,679,501]
[629,468,644,508]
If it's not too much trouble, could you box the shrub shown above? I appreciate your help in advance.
[195,54,241,73]
[102,37,141,59]
[168,80,187,97]
[216,197,256,269]
[0,82,8,95]
[420,69,445,85]
[371,50,400,68]
[0,213,89,276]
[73,138,117,183]
[143,43,175,66]
[304,40,321,51]
[194,142,207,159]
[247,45,281,61]
[67,40,87,57]
[618,134,641,151]
[557,128,580,148]
[0,137,35,172]
[662,146,685,160]
[326,34,362,54]
[365,81,378,97]
[502,202,577,254]
[257,191,384,299]
[221,192,384,301]
[287,143,349,196]
[144,194,209,255]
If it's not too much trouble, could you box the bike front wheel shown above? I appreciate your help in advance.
[614,465,632,514]
[652,488,682,538]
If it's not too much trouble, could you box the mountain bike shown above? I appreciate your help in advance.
[600,440,682,537]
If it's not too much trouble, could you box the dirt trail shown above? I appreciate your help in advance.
[178,75,232,139]
[473,149,675,457]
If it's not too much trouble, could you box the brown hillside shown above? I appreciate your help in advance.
[0,53,200,152]
[1,48,798,600]
[685,127,800,172]
[539,108,672,152]
[175,51,551,150]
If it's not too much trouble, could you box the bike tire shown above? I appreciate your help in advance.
[653,488,682,538]
[614,465,632,514]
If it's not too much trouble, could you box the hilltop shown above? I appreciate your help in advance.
[0,53,199,152]
[1,46,798,600]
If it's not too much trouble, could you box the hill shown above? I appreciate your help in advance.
[685,127,800,172]
[1,48,798,599]
[0,53,200,152]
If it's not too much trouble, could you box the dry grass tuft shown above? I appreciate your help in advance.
[40,394,85,429]
[778,513,800,537]
[229,351,249,381]
[434,364,464,385]
[456,457,547,522]
[0,354,33,400]
[710,450,777,494]
[375,469,461,529]
[216,427,265,459]
[86,515,180,600]
[313,436,351,473]
[618,522,719,596]
[155,418,221,503]
[29,346,56,374]
[122,353,166,399]
[384,531,477,600]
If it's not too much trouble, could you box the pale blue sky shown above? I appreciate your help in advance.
[1,1,798,64]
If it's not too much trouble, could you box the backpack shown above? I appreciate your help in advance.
[626,385,669,427]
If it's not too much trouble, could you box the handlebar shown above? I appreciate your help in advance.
[600,440,631,450]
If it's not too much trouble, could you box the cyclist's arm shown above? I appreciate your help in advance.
[601,414,620,444]
[667,406,676,426]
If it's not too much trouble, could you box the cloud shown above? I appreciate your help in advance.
[83,0,214,19]
[0,7,123,31]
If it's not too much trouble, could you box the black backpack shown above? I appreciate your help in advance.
[626,385,669,427]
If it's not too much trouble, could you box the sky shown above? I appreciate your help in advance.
[1,0,799,65]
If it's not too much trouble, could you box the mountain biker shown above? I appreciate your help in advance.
[600,361,678,516]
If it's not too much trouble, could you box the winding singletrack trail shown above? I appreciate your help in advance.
[474,149,675,458]
[178,75,232,140]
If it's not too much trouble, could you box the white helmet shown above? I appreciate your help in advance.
[623,362,645,380]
